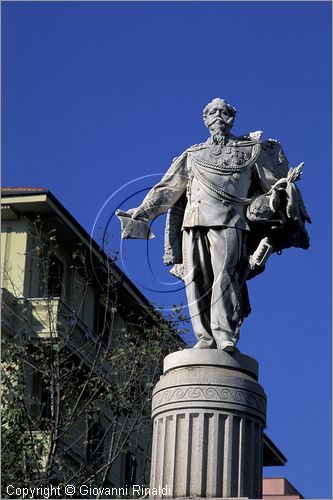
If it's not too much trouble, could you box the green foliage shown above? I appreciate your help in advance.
[1,344,47,486]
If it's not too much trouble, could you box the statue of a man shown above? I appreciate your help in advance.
[122,98,311,352]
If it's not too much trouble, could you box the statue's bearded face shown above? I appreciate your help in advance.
[204,102,234,135]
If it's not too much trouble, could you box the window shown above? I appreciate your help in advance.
[47,254,64,297]
[30,371,51,421]
[124,452,137,486]
[86,417,104,469]
[94,296,113,346]
[40,377,52,420]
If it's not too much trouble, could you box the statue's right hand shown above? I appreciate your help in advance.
[127,207,148,220]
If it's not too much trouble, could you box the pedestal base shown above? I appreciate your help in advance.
[150,350,267,499]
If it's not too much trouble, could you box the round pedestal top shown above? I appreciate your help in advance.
[164,349,258,380]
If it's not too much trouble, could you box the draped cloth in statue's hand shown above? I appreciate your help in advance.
[116,210,155,239]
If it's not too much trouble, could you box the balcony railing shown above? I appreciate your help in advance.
[1,288,113,378]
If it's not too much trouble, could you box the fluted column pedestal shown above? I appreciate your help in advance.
[150,350,266,499]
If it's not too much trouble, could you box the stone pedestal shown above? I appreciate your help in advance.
[150,350,266,499]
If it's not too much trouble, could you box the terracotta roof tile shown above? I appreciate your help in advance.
[1,187,48,192]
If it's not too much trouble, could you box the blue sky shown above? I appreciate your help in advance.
[2,2,332,497]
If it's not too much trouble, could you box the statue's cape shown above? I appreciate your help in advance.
[163,135,311,280]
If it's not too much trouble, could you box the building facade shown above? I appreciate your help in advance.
[1,187,180,492]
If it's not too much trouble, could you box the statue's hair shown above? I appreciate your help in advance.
[203,98,237,126]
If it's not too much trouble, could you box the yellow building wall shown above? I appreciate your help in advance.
[1,201,151,487]
[1,220,28,297]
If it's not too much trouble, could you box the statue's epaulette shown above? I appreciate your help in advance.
[261,138,282,149]
[233,136,261,147]
[260,138,289,177]
[186,142,208,153]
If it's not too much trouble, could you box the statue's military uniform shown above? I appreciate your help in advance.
[139,135,307,348]
[183,139,263,229]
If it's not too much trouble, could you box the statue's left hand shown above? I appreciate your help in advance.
[270,177,288,192]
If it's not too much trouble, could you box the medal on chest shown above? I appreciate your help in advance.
[192,142,258,174]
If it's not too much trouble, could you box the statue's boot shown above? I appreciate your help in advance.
[217,340,237,352]
[193,337,216,349]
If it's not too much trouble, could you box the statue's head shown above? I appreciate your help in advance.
[203,98,237,135]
